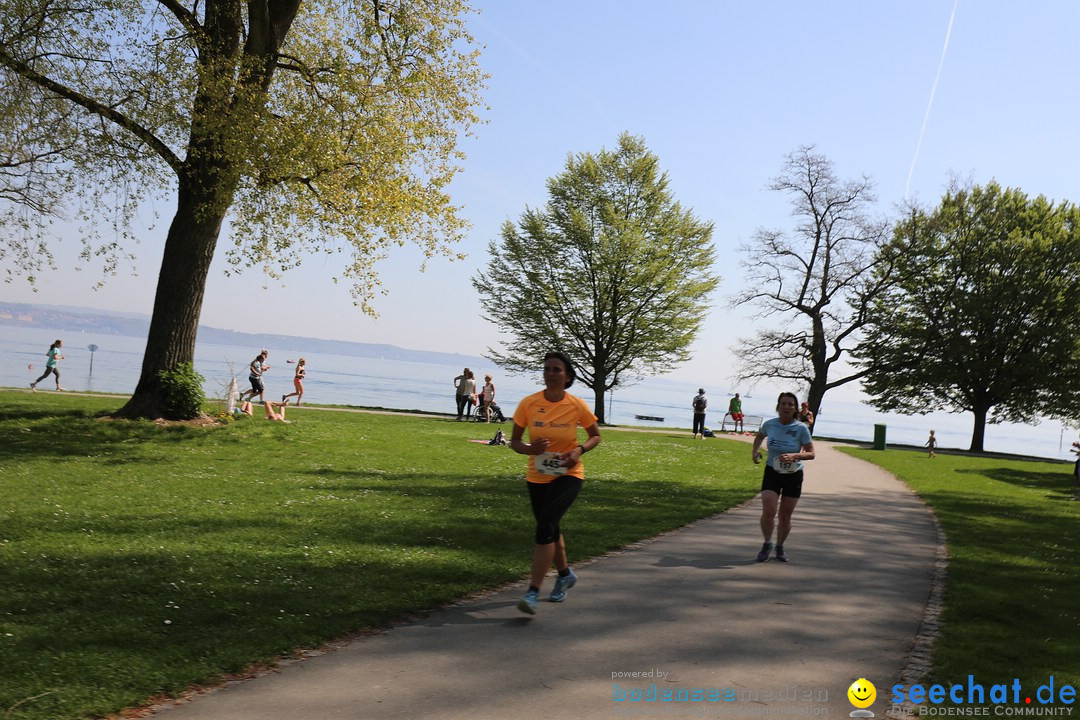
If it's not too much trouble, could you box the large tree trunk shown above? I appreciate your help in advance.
[806,375,827,421]
[969,407,988,453]
[592,384,607,425]
[115,181,228,418]
[807,314,828,418]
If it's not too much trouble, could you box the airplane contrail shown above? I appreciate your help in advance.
[906,0,960,200]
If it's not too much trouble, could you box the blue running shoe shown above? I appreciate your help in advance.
[756,542,773,563]
[775,545,788,562]
[517,589,539,615]
[549,569,578,602]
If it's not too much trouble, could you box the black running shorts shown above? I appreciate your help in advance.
[761,465,804,499]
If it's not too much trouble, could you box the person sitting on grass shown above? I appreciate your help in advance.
[240,398,291,423]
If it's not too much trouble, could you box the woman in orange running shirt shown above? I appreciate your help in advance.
[509,351,601,615]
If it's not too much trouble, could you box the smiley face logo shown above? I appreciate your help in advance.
[847,678,877,709]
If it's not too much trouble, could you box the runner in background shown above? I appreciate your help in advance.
[283,357,306,406]
[30,339,65,391]
[239,350,270,404]
[751,392,814,563]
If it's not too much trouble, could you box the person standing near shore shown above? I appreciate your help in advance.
[751,392,815,563]
[30,339,65,391]
[510,351,601,614]
[461,369,477,421]
[692,388,707,439]
[926,430,937,458]
[453,367,470,420]
[481,373,496,422]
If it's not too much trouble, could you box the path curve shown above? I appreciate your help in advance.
[148,440,939,720]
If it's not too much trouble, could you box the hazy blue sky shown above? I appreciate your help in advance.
[6,0,1080,399]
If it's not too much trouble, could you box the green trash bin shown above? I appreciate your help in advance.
[873,423,887,450]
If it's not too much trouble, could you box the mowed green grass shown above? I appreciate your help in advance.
[844,447,1079,691]
[0,391,760,720]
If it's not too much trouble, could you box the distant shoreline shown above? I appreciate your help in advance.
[0,301,487,368]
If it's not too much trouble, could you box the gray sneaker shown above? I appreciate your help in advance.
[756,542,774,562]
[549,568,578,602]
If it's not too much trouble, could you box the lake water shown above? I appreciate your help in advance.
[2,324,1075,461]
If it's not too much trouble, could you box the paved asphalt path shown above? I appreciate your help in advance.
[150,439,938,720]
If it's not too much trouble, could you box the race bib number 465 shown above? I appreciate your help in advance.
[535,452,566,476]
[772,456,798,474]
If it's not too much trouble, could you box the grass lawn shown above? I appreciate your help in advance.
[0,391,760,720]
[844,447,1079,691]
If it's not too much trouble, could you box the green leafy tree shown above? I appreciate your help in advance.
[855,182,1080,452]
[475,133,719,423]
[0,0,485,418]
[731,146,895,418]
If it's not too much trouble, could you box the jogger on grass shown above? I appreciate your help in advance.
[283,358,306,406]
[30,339,65,391]
[238,350,270,403]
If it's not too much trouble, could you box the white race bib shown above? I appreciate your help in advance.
[535,451,567,476]
[772,456,799,474]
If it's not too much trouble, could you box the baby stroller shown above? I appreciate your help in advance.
[474,400,507,423]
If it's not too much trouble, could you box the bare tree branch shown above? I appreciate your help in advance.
[730,145,894,416]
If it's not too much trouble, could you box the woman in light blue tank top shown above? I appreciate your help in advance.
[750,392,815,563]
